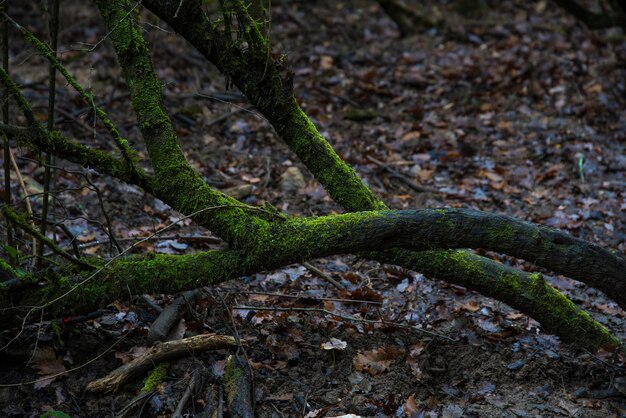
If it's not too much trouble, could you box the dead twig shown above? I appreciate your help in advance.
[172,363,207,418]
[302,261,344,290]
[233,305,456,341]
[367,155,437,193]
[232,290,383,305]
[76,234,222,250]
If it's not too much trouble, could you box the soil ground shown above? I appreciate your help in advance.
[0,0,625,417]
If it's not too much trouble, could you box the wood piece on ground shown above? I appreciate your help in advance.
[173,363,208,417]
[148,289,200,342]
[224,354,254,418]
[302,261,344,290]
[86,334,240,393]
[141,294,163,314]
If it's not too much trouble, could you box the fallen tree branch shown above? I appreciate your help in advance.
[148,289,201,342]
[367,155,438,193]
[138,0,623,353]
[3,210,621,350]
[1,0,622,356]
[302,261,345,290]
[3,207,96,271]
[86,334,240,393]
[261,209,625,308]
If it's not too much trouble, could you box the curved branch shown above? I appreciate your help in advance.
[4,211,621,350]
[142,0,386,213]
[140,0,624,350]
[6,14,137,167]
[94,0,272,246]
[0,123,154,191]
[265,209,625,307]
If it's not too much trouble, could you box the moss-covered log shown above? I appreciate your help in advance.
[141,0,386,214]
[140,0,625,347]
[4,208,623,349]
[1,0,623,353]
[0,69,151,191]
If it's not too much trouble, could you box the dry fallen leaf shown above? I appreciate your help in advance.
[506,312,526,320]
[403,394,423,418]
[319,55,334,69]
[457,300,480,313]
[31,346,66,389]
[353,346,405,376]
[321,338,347,351]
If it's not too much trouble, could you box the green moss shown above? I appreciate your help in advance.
[0,260,17,278]
[50,320,64,345]
[434,211,456,234]
[287,107,386,213]
[224,355,244,403]
[8,249,254,319]
[524,272,618,349]
[486,222,516,243]
[448,250,482,275]
[142,363,168,392]
[499,271,522,293]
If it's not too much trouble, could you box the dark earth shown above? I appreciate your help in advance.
[0,0,625,417]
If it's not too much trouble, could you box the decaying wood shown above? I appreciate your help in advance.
[86,334,240,393]
[172,363,208,418]
[224,355,254,418]
[148,289,200,342]
[1,0,623,358]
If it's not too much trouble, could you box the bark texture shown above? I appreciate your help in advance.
[0,0,623,352]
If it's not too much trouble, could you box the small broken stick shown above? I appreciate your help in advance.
[366,155,437,194]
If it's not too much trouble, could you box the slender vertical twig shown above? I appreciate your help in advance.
[37,0,60,270]
[1,2,14,267]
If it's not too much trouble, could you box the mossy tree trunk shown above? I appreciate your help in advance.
[0,0,624,352]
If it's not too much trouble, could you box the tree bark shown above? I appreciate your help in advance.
[0,0,623,353]
[139,0,624,349]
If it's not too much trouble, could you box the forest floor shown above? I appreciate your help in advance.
[1,0,625,417]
